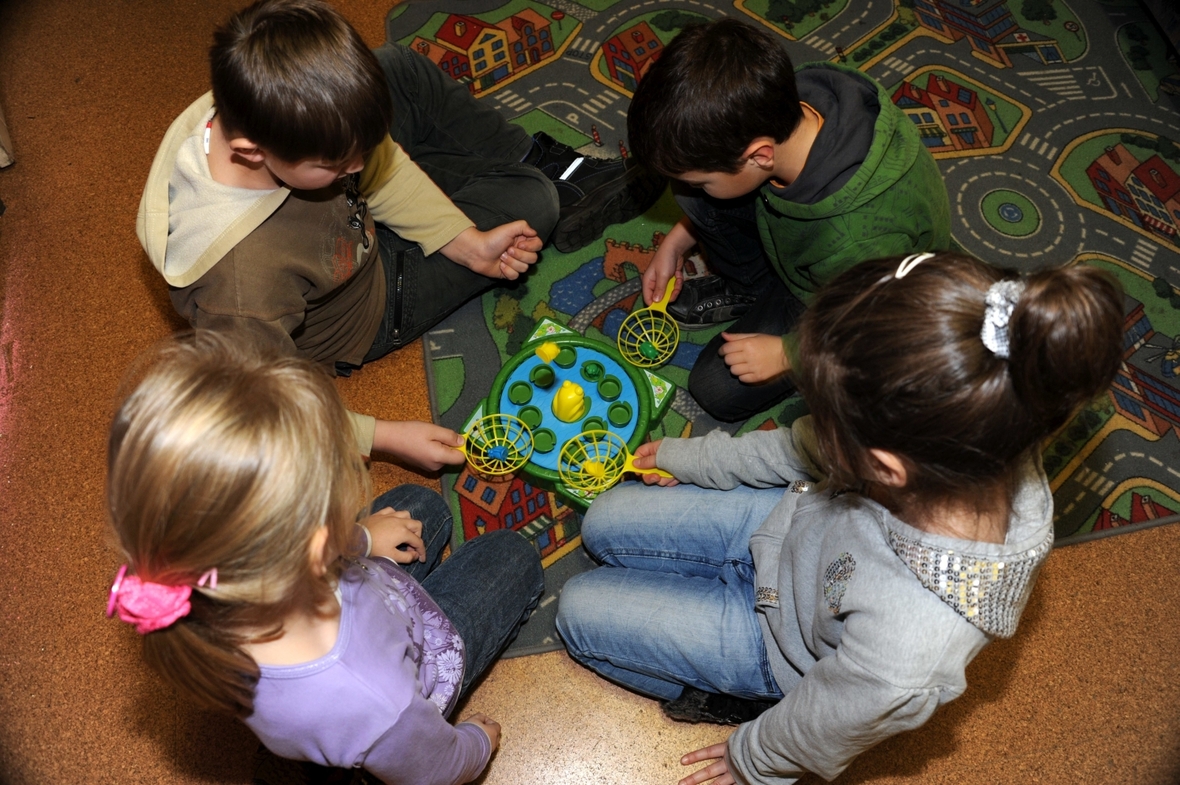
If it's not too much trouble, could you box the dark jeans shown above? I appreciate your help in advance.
[359,43,561,359]
[676,185,805,422]
[373,484,544,697]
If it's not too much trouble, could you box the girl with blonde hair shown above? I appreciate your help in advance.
[106,331,542,784]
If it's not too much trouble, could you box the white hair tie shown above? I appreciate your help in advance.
[981,279,1027,359]
[895,252,936,279]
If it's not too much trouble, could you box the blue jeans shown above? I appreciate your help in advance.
[373,485,544,696]
[556,481,786,701]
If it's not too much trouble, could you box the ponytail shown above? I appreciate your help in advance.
[107,332,369,717]
[1007,265,1124,435]
[796,254,1123,502]
[141,596,260,717]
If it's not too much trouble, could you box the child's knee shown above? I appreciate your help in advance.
[554,571,597,653]
[580,488,625,557]
[516,169,560,238]
[483,529,544,596]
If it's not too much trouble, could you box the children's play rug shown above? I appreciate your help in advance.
[386,0,1180,656]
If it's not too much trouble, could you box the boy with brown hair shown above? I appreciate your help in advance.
[629,18,950,422]
[137,0,663,467]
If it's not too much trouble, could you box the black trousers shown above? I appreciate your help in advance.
[359,43,560,361]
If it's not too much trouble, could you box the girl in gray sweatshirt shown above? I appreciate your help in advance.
[557,252,1124,785]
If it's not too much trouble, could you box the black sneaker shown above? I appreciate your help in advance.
[523,132,666,253]
[660,687,777,725]
[666,275,757,328]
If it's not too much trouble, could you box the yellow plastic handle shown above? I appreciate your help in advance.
[649,276,678,315]
[623,454,673,479]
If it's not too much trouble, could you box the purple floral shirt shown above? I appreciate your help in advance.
[244,559,489,785]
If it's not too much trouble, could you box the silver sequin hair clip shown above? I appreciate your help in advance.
[980,279,1027,359]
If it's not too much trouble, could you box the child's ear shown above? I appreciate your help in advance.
[227,136,266,164]
[307,526,332,577]
[867,448,908,488]
[742,138,777,170]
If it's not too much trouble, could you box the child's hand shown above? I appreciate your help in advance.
[642,216,696,306]
[632,440,678,486]
[373,420,465,471]
[361,507,426,564]
[678,743,734,785]
[461,713,501,753]
[717,332,791,384]
[442,223,542,280]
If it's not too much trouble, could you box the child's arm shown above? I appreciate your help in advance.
[439,223,542,281]
[642,216,696,306]
[360,693,494,785]
[360,138,475,256]
[361,138,542,280]
[655,420,819,490]
[721,649,948,785]
[630,441,679,486]
[372,419,465,471]
[717,332,790,384]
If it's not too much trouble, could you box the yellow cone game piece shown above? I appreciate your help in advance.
[534,341,561,364]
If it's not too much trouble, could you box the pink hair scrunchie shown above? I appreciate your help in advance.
[106,564,193,634]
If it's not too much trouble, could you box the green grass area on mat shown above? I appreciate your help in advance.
[433,356,466,416]
[1117,20,1180,102]
[511,109,591,149]
[1088,258,1180,335]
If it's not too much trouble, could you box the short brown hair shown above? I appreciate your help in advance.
[795,254,1123,504]
[627,18,803,176]
[210,0,392,163]
[107,331,369,716]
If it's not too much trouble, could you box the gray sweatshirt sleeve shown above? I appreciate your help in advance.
[725,649,947,784]
[655,419,823,490]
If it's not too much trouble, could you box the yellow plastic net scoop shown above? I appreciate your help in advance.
[558,430,672,495]
[618,277,680,368]
[460,414,534,476]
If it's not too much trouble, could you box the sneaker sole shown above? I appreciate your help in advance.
[550,165,667,253]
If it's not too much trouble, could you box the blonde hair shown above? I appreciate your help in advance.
[107,331,369,716]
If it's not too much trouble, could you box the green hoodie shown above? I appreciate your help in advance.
[758,63,951,360]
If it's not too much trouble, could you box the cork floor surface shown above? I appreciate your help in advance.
[0,0,1177,782]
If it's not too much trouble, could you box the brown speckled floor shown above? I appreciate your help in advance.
[0,1,1178,783]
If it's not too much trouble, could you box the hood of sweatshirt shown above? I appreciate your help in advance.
[136,93,291,288]
[881,455,1054,639]
[763,62,916,219]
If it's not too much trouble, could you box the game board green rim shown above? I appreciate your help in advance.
[484,334,657,489]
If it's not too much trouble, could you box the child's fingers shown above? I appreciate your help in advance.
[680,743,728,765]
[397,531,426,562]
[503,219,536,237]
[677,760,728,785]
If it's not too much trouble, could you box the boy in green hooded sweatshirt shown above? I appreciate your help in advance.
[629,18,950,422]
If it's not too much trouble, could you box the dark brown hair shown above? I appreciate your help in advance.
[108,332,369,716]
[627,18,803,176]
[795,253,1123,506]
[210,0,392,163]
